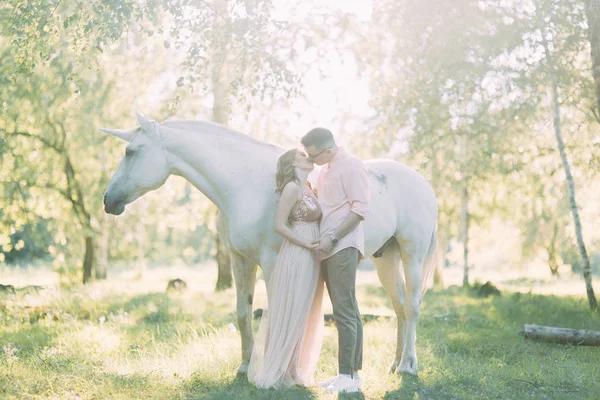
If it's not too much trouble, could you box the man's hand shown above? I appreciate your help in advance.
[319,235,334,252]
[304,240,320,251]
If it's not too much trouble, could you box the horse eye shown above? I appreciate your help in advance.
[125,149,134,157]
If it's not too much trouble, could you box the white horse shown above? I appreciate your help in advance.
[101,112,438,375]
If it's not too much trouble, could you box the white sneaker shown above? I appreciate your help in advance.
[325,374,361,393]
[318,376,338,388]
[319,373,360,388]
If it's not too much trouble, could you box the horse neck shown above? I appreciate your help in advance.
[160,122,281,216]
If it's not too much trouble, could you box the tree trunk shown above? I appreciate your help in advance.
[550,70,598,312]
[585,0,600,117]
[137,222,146,279]
[434,231,447,288]
[547,222,559,276]
[461,185,469,287]
[430,139,444,288]
[96,146,108,280]
[215,234,233,291]
[433,258,444,288]
[522,324,600,345]
[65,157,97,285]
[95,220,108,280]
[82,236,94,284]
[458,134,470,287]
[211,2,234,291]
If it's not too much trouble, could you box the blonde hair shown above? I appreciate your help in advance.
[275,149,300,194]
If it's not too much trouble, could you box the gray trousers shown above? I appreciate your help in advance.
[322,247,363,376]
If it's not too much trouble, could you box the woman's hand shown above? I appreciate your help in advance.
[304,240,320,250]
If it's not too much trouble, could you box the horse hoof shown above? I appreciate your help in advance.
[388,361,400,374]
[236,363,249,377]
[397,357,418,375]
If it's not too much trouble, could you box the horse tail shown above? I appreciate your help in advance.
[420,223,438,296]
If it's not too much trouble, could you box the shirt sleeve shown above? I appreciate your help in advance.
[342,160,370,219]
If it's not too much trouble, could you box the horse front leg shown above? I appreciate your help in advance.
[231,252,258,377]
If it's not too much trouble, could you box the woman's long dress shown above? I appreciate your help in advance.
[248,187,325,389]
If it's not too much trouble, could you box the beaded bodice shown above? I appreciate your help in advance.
[288,187,321,224]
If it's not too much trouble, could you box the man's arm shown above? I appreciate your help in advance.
[319,161,370,251]
[332,212,363,241]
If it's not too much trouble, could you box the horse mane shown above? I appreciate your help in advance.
[161,120,283,153]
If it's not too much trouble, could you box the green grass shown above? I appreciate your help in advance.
[0,268,599,399]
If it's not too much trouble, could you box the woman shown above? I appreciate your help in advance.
[248,148,325,389]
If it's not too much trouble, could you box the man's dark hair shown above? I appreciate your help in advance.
[301,127,336,149]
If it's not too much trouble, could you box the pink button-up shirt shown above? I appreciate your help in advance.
[316,148,370,261]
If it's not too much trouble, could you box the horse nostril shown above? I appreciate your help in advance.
[103,195,107,206]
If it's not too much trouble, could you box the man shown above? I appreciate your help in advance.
[301,127,370,394]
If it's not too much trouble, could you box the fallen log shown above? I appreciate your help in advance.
[520,324,600,346]
[253,308,392,323]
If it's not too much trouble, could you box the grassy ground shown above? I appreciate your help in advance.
[0,264,599,399]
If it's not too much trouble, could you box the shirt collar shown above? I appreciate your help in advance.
[328,147,348,168]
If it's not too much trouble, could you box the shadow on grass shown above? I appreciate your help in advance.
[338,391,365,400]
[489,292,600,329]
[96,291,237,350]
[0,324,53,357]
[383,374,456,400]
[181,373,318,400]
[98,371,154,392]
[105,291,236,327]
[423,285,600,327]
[499,277,550,286]
[105,292,171,316]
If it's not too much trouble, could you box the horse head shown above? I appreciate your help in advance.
[101,112,170,215]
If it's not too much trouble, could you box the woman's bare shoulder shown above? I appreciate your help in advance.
[281,181,302,200]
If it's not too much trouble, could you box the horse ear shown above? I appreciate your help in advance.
[135,110,153,132]
[100,127,138,142]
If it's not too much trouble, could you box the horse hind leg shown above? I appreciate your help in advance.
[397,246,427,375]
[372,240,406,374]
